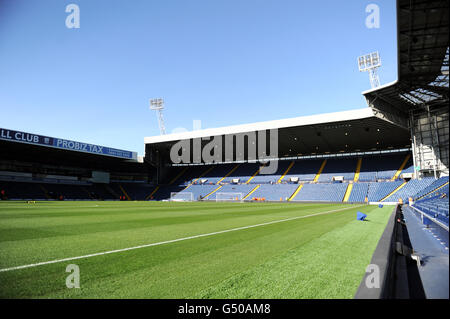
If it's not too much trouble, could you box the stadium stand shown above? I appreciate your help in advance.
[0,130,153,201]
[0,124,434,204]
[1,150,447,203]
[139,150,436,202]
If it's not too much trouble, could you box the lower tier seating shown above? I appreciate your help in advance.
[1,177,447,204]
[412,196,449,226]
[292,183,348,202]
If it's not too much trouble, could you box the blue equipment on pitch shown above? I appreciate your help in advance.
[357,211,367,221]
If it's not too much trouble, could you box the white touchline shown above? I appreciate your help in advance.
[0,205,366,273]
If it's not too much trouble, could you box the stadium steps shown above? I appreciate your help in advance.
[381,181,407,202]
[391,154,411,180]
[39,184,51,200]
[118,184,131,200]
[288,184,303,201]
[277,161,295,183]
[216,164,240,184]
[146,186,160,200]
[243,185,260,200]
[245,165,264,184]
[343,183,353,202]
[313,159,327,182]
[353,158,362,182]
[184,166,215,190]
[203,185,223,199]
[417,181,450,200]
[82,187,96,200]
[169,167,189,185]
[105,184,120,199]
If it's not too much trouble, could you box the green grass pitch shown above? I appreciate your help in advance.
[0,201,392,298]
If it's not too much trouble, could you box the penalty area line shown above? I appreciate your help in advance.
[0,205,366,273]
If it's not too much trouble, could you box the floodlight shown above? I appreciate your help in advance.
[150,98,166,135]
[357,51,382,88]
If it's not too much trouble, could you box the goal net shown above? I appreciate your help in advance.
[216,192,243,202]
[170,192,194,202]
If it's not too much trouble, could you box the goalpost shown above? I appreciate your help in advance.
[216,192,244,202]
[170,192,194,202]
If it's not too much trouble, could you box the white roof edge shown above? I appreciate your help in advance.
[361,80,399,95]
[144,107,375,144]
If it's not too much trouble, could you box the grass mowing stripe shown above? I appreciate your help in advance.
[196,205,392,299]
[0,203,346,267]
[0,205,366,298]
[0,203,346,244]
[0,205,365,273]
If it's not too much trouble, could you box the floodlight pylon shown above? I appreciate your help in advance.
[358,51,382,89]
[150,98,166,135]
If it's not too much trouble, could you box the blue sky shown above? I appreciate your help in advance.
[0,0,397,155]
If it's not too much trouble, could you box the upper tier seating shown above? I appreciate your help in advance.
[159,152,413,189]
[221,163,261,184]
[318,158,356,182]
[201,164,237,184]
[250,160,292,184]
[282,159,322,182]
[358,153,413,181]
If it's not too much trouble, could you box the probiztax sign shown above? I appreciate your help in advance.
[0,128,137,160]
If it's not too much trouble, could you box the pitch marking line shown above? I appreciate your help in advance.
[0,205,366,273]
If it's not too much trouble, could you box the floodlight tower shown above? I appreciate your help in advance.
[150,98,166,135]
[358,51,382,89]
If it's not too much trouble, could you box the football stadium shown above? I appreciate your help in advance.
[0,0,448,302]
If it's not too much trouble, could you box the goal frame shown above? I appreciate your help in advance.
[170,192,194,202]
[215,192,244,202]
